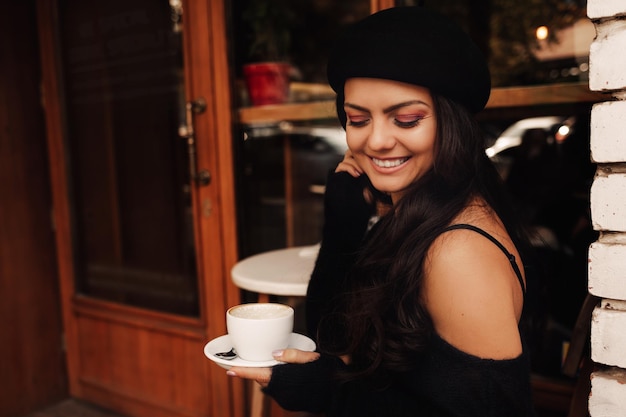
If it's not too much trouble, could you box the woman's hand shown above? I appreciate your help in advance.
[334,150,377,205]
[335,150,363,177]
[334,150,390,212]
[226,348,321,387]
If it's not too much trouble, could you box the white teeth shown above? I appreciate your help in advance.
[372,157,408,168]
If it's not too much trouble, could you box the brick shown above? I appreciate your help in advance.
[589,369,626,416]
[591,101,626,163]
[588,0,626,20]
[591,302,626,368]
[589,20,626,92]
[590,173,626,232]
[589,240,626,299]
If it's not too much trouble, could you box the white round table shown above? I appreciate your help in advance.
[231,244,320,301]
[230,244,320,417]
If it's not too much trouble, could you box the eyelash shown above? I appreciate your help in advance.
[395,117,424,128]
[347,116,424,128]
[347,118,368,127]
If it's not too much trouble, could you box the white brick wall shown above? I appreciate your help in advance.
[587,2,626,20]
[589,19,626,92]
[591,300,626,368]
[589,368,626,417]
[587,1,626,416]
[590,173,626,231]
[589,239,626,300]
[590,102,626,162]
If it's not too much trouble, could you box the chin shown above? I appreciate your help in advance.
[369,178,411,200]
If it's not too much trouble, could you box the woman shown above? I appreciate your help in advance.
[229,6,537,416]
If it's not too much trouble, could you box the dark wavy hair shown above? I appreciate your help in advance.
[320,93,529,381]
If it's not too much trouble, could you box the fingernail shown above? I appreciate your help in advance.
[226,370,237,377]
[272,349,284,358]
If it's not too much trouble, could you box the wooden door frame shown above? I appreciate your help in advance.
[182,0,244,414]
[37,0,80,395]
[36,0,242,415]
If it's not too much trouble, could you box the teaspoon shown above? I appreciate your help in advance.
[214,348,237,360]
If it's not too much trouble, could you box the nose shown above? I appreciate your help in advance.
[367,119,395,151]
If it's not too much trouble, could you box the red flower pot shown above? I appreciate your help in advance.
[243,62,291,106]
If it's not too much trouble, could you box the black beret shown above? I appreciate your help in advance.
[327,7,491,119]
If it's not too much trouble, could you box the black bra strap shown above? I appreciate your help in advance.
[441,224,526,293]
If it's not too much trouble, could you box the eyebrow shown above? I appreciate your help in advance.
[344,100,431,114]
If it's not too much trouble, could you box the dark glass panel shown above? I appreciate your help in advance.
[396,0,591,87]
[58,0,198,315]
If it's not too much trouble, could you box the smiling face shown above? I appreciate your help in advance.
[344,78,437,203]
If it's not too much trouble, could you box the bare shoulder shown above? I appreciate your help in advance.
[423,220,525,359]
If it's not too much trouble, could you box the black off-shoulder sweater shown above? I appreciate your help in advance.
[263,172,537,417]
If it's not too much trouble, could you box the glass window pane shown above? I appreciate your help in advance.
[396,0,591,87]
[58,0,198,316]
[235,121,346,258]
[231,0,373,259]
[230,0,372,106]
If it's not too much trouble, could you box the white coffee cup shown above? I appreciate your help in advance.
[226,303,294,362]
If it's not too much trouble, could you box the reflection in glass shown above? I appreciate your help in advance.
[230,0,371,106]
[396,0,590,87]
[485,110,596,378]
[58,0,198,316]
[234,121,346,258]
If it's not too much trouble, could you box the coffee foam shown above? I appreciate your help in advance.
[229,303,292,319]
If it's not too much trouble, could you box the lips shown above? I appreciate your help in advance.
[372,157,409,168]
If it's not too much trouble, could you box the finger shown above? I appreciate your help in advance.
[341,151,364,175]
[273,348,320,364]
[335,161,362,176]
[335,165,361,177]
[341,151,356,166]
[227,366,272,387]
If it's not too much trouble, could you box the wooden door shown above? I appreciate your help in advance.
[37,0,242,416]
[0,2,67,415]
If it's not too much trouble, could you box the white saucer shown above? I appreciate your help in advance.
[204,333,316,369]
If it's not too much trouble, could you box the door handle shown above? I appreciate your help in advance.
[196,169,211,186]
[179,97,211,186]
